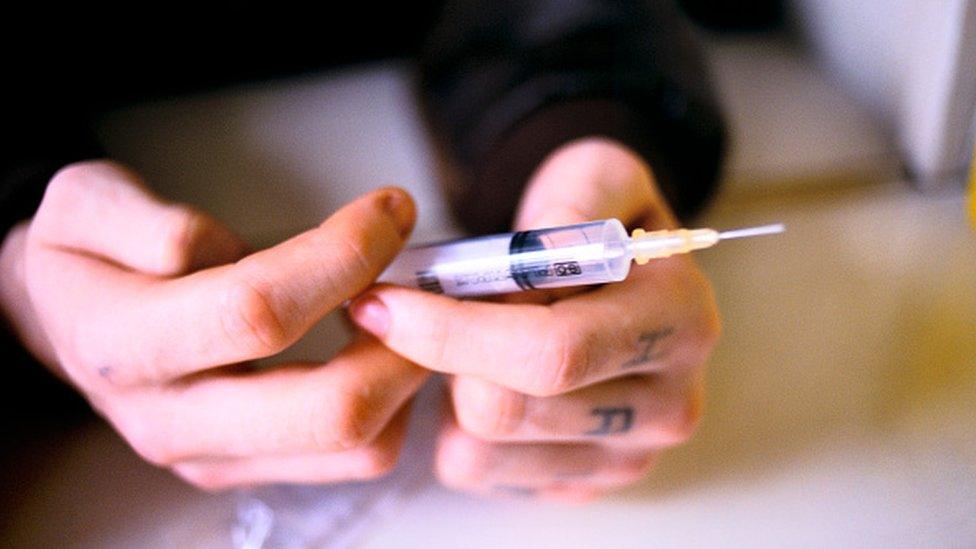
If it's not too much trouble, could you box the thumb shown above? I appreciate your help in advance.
[504,138,669,304]
[513,138,670,231]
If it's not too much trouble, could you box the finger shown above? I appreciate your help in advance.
[552,254,721,378]
[349,258,718,396]
[29,187,415,386]
[33,160,248,276]
[514,137,662,232]
[0,222,59,368]
[450,374,703,448]
[502,138,665,304]
[99,336,428,464]
[171,405,411,491]
[435,420,656,493]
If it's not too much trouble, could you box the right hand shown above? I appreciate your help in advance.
[0,160,428,490]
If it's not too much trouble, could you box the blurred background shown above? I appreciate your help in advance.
[2,1,974,546]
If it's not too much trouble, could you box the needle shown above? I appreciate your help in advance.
[718,223,786,241]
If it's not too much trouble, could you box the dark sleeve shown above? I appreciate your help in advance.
[0,71,102,430]
[419,0,727,234]
[1,92,103,243]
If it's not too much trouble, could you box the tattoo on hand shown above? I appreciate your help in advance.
[585,407,634,436]
[621,327,673,369]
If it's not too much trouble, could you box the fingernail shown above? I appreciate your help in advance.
[381,189,415,239]
[348,295,390,337]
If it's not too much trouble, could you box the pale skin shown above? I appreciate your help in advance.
[349,138,720,501]
[0,138,719,501]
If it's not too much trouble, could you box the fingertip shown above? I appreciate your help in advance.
[347,294,390,338]
[376,186,416,239]
[435,423,488,488]
[452,377,525,439]
[358,283,456,325]
[513,138,661,230]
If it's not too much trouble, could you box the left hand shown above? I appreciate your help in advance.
[349,138,720,502]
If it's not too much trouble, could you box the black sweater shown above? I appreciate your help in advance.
[0,0,726,421]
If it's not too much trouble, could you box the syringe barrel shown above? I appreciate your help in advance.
[378,219,632,297]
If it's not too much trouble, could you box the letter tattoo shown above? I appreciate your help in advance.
[585,407,634,436]
[621,327,673,369]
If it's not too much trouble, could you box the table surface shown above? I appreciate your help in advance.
[4,41,975,548]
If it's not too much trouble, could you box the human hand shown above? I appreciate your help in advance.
[0,161,428,489]
[348,138,720,501]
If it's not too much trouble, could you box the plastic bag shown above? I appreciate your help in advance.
[229,380,441,548]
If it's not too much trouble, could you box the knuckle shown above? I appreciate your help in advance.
[220,277,290,355]
[678,307,722,372]
[45,162,97,198]
[698,307,722,352]
[102,393,185,468]
[43,160,125,208]
[118,416,178,467]
[312,388,375,451]
[453,381,524,440]
[615,455,657,483]
[660,389,704,445]
[435,431,487,488]
[156,206,200,273]
[352,444,400,480]
[534,323,590,396]
[687,273,722,354]
[35,164,97,230]
[174,465,230,492]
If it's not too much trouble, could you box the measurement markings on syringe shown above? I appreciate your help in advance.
[454,267,513,287]
[551,261,583,277]
[413,261,583,292]
[414,270,444,294]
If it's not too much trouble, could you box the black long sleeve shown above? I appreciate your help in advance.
[1,0,726,252]
[420,0,726,233]
[0,66,106,426]
[0,80,104,250]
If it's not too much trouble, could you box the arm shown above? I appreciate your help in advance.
[419,0,726,233]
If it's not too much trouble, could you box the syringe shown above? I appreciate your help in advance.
[378,219,784,297]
